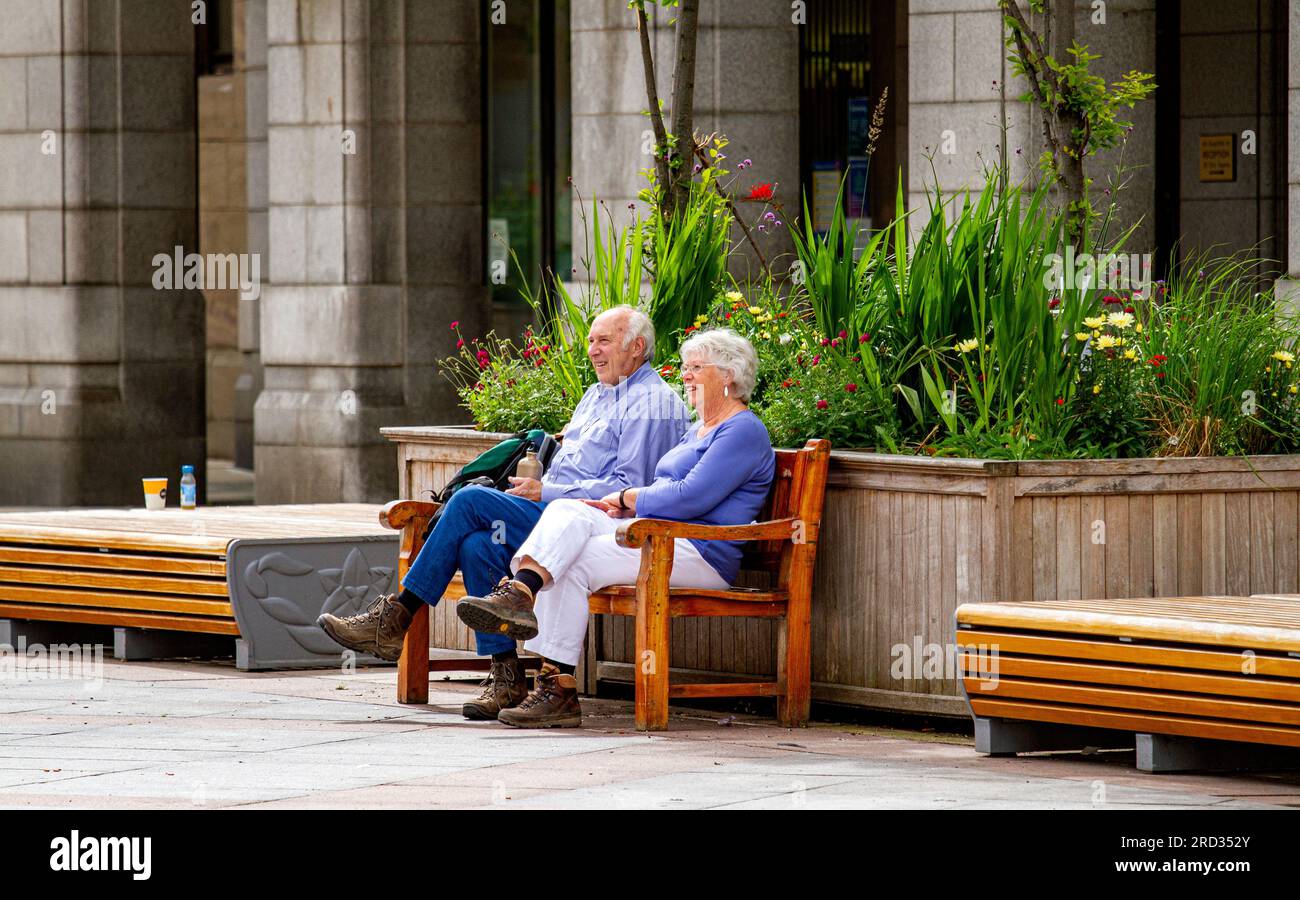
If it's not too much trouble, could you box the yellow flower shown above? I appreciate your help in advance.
[1095,334,1118,351]
[725,291,744,303]
[1093,384,1102,395]
[1273,350,1295,364]
[748,306,763,315]
[1291,385,1298,395]
[1083,315,1107,330]
[1123,349,1137,360]
[955,338,979,354]
[1074,332,1090,342]
[760,331,771,340]
[1135,323,1143,334]
[1107,311,1135,329]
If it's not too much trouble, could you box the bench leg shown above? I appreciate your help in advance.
[1136,733,1300,774]
[974,716,1134,756]
[776,602,811,728]
[634,538,672,731]
[397,603,429,704]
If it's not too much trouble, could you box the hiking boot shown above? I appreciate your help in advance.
[462,656,529,720]
[317,593,412,661]
[497,663,582,728]
[455,577,539,641]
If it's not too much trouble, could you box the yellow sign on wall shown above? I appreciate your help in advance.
[1199,134,1236,182]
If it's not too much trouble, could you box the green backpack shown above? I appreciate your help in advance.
[434,429,557,502]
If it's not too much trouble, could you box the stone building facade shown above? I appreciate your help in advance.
[0,0,1292,506]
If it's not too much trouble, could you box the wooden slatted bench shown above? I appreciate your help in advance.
[382,438,832,731]
[956,594,1300,771]
[0,504,403,670]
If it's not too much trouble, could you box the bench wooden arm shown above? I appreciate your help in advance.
[615,516,800,549]
[379,499,441,530]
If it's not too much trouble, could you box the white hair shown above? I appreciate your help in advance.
[679,328,758,403]
[602,305,656,364]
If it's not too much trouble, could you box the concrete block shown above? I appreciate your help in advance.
[304,43,344,123]
[405,123,481,205]
[246,138,269,210]
[343,203,372,284]
[253,440,396,503]
[0,286,120,364]
[121,56,195,131]
[570,113,658,199]
[84,54,120,130]
[121,209,197,287]
[0,213,28,283]
[0,58,25,129]
[305,204,345,283]
[714,27,799,114]
[267,126,309,204]
[1179,0,1258,35]
[0,618,113,650]
[259,284,403,366]
[63,210,121,284]
[268,204,307,283]
[62,131,120,209]
[909,14,955,104]
[406,43,478,123]
[407,0,478,44]
[710,0,797,28]
[114,627,234,661]
[245,0,268,67]
[310,124,345,204]
[245,67,269,140]
[267,0,300,44]
[367,42,403,124]
[342,40,368,123]
[307,0,344,42]
[118,0,196,54]
[1136,732,1300,773]
[570,29,652,117]
[368,205,405,284]
[121,131,196,209]
[26,56,66,132]
[25,210,62,284]
[121,286,206,363]
[952,11,1004,103]
[404,204,482,286]
[0,134,62,207]
[1181,34,1258,118]
[267,44,305,124]
[973,716,1134,756]
[0,0,61,54]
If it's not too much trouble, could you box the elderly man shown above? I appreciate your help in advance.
[318,305,690,720]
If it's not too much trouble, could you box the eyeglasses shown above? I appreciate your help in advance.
[680,363,718,376]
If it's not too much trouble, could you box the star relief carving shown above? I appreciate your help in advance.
[319,547,394,618]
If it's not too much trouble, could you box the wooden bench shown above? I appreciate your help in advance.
[0,504,401,669]
[956,594,1300,768]
[381,438,831,731]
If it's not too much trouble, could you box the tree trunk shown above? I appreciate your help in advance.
[667,0,700,222]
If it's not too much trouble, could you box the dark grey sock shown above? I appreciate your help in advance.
[397,589,424,614]
[514,569,544,598]
[491,648,518,663]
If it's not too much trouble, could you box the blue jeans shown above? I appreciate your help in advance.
[399,485,545,656]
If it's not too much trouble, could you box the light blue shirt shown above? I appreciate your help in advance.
[541,362,692,502]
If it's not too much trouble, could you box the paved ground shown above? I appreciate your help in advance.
[2,658,1300,809]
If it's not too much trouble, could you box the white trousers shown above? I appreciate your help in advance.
[511,499,729,666]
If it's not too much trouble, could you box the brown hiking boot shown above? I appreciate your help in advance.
[317,593,413,661]
[497,663,582,728]
[455,576,538,641]
[462,656,529,720]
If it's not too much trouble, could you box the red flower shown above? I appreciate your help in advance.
[851,355,861,362]
[1148,354,1167,367]
[724,313,731,319]
[747,183,774,202]
[456,338,465,349]
[781,379,793,389]
[1102,294,1122,306]
[660,365,675,377]
[811,355,821,366]
[1124,306,1135,314]
[859,334,871,343]
[844,383,858,393]
[820,338,831,347]
[450,320,460,329]
[838,330,848,339]
[816,399,829,410]
[777,312,788,318]
[1056,397,1065,405]
[684,325,698,334]
[1048,297,1060,310]
[1156,371,1165,379]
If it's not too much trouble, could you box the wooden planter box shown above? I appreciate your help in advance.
[382,426,1300,717]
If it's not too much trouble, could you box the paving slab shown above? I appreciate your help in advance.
[2,658,1300,809]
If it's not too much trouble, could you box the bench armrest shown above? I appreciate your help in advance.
[615,516,799,549]
[379,499,441,530]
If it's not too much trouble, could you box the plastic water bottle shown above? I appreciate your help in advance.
[180,465,197,510]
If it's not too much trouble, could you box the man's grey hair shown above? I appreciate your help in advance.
[606,304,656,365]
[679,328,758,403]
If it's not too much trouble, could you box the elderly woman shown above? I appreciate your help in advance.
[456,328,775,727]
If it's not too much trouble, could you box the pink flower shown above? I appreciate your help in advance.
[450,320,459,329]
[456,339,465,349]
[838,330,847,339]
[844,383,857,393]
[816,399,829,410]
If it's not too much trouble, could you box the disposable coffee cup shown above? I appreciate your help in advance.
[142,478,168,510]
